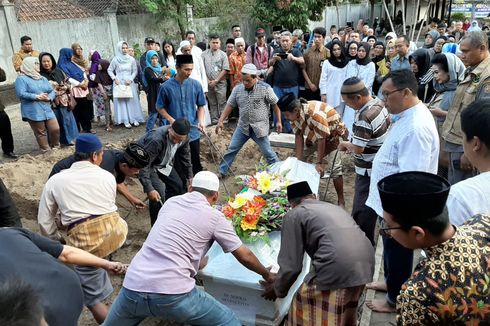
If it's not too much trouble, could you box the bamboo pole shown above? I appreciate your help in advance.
[401,0,406,35]
[415,0,433,44]
[411,0,421,41]
[382,0,395,33]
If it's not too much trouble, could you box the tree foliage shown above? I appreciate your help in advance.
[253,0,325,31]
[139,0,190,39]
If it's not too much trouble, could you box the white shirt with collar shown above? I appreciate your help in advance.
[366,101,440,216]
[38,161,118,239]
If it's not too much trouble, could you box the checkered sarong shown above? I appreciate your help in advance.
[286,282,364,326]
[66,212,127,258]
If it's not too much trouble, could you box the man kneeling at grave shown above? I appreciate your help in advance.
[262,181,375,325]
[278,93,348,207]
[376,171,490,324]
[104,171,275,326]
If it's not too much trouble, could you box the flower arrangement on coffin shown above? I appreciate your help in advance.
[221,163,290,243]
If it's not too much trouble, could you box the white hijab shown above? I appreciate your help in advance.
[20,57,42,80]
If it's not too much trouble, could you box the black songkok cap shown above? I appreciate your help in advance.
[172,118,191,136]
[277,92,297,112]
[123,143,150,169]
[287,181,313,201]
[378,172,450,219]
[272,25,283,32]
[176,54,193,65]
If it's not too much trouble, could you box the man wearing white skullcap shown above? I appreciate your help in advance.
[104,171,274,325]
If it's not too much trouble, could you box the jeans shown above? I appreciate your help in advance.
[447,151,476,185]
[273,86,298,133]
[382,232,414,305]
[219,126,278,175]
[103,287,241,326]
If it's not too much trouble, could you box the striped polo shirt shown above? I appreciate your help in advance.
[351,98,390,176]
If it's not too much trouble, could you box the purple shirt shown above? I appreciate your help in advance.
[123,191,242,294]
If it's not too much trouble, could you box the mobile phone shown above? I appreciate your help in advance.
[278,53,288,59]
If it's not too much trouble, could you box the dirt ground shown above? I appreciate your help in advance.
[0,124,356,326]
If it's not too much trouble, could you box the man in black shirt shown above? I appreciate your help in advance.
[0,178,21,227]
[0,227,125,326]
[50,143,150,209]
[269,30,304,133]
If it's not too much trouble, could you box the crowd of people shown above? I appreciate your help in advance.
[0,16,489,326]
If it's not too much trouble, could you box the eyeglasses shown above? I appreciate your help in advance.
[379,219,404,238]
[382,88,404,99]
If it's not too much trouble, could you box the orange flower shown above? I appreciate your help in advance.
[222,204,236,219]
[241,215,259,230]
[248,177,258,189]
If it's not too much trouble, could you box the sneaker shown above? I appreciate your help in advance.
[124,123,132,129]
[133,121,140,127]
[3,152,18,159]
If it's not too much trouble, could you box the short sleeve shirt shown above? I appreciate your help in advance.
[156,77,206,142]
[292,100,347,146]
[201,49,230,85]
[123,191,242,295]
[272,48,303,88]
[229,81,278,138]
[0,228,83,326]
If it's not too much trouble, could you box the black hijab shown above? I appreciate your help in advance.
[372,41,386,64]
[328,40,349,69]
[356,42,372,66]
[346,41,359,60]
[409,48,432,79]
[39,52,65,84]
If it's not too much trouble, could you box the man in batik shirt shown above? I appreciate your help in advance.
[377,171,490,325]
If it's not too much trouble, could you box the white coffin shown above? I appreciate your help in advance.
[197,232,311,325]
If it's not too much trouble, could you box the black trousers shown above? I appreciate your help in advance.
[351,173,378,246]
[0,178,22,227]
[73,97,93,132]
[299,88,321,101]
[0,111,14,154]
[189,139,203,176]
[149,168,186,226]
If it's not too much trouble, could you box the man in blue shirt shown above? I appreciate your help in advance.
[156,54,206,175]
[389,35,411,71]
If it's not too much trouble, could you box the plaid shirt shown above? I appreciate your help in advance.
[228,81,278,138]
[201,49,229,86]
[292,101,347,147]
[228,51,246,89]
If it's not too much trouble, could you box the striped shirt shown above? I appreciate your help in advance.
[351,98,390,176]
[292,101,347,146]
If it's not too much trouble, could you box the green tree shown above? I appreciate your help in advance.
[139,0,191,39]
[253,0,325,31]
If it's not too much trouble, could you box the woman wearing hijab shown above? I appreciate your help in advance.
[409,48,435,103]
[15,57,60,152]
[427,53,465,176]
[432,36,447,57]
[366,35,377,49]
[344,42,376,133]
[58,48,94,133]
[143,50,167,132]
[423,30,439,49]
[88,50,105,123]
[319,39,349,110]
[39,52,79,146]
[108,41,145,129]
[347,41,359,61]
[467,20,481,32]
[94,59,114,132]
[372,41,390,96]
[71,43,89,71]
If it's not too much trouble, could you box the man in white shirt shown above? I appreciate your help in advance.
[37,134,128,324]
[364,70,439,313]
[447,99,490,225]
